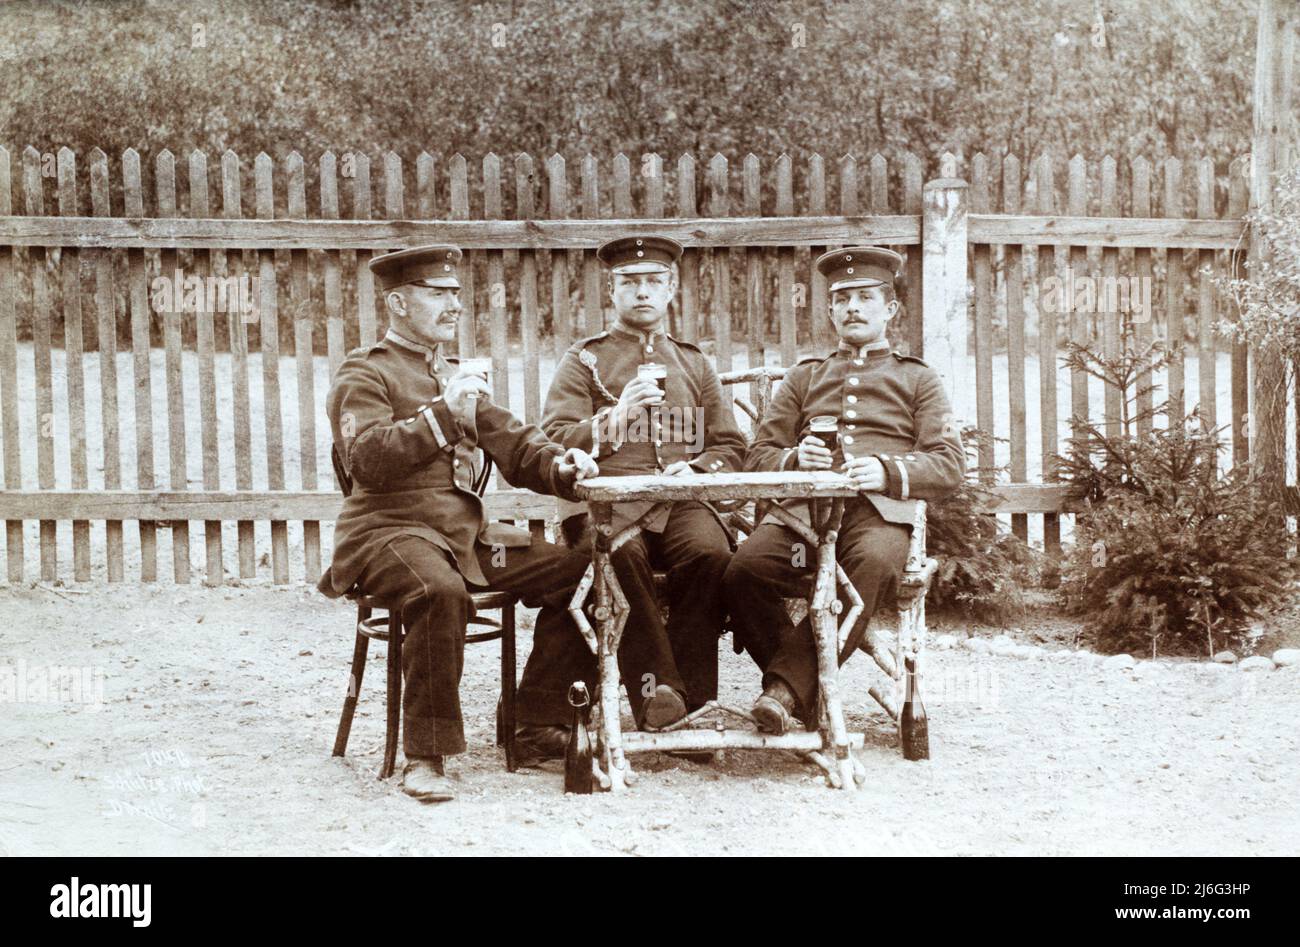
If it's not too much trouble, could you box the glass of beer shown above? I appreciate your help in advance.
[638,362,667,398]
[460,358,492,398]
[809,415,838,452]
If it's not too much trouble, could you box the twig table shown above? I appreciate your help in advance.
[570,471,881,792]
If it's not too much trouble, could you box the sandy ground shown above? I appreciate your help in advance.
[2,581,1297,857]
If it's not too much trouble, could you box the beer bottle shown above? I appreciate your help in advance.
[564,681,594,794]
[900,654,929,761]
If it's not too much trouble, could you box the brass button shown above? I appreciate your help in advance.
[845,409,857,419]
[847,395,857,404]
[848,377,859,385]
[843,435,854,445]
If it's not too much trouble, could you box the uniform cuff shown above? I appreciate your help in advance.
[421,398,463,451]
[781,447,799,471]
[690,452,730,474]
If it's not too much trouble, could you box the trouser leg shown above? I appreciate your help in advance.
[652,501,733,710]
[355,536,472,758]
[486,539,598,727]
[722,521,815,711]
[762,504,911,717]
[561,517,685,725]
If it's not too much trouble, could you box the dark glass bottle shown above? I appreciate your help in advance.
[900,655,929,760]
[564,681,593,794]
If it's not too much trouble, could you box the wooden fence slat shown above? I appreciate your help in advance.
[484,154,510,422]
[676,154,700,344]
[902,152,924,357]
[188,151,223,585]
[255,152,289,584]
[123,148,157,581]
[1132,157,1155,437]
[1067,155,1090,460]
[1196,157,1217,433]
[1036,154,1060,562]
[352,154,377,346]
[708,153,733,373]
[516,154,541,423]
[1003,154,1028,541]
[581,155,602,337]
[744,154,763,388]
[547,154,571,343]
[220,149,255,579]
[449,154,477,356]
[321,152,346,381]
[155,149,190,582]
[24,147,57,580]
[58,148,92,580]
[1164,158,1186,415]
[416,151,437,220]
[807,153,829,352]
[774,155,796,367]
[0,147,21,582]
[971,153,995,482]
[1228,156,1249,465]
[90,148,125,581]
[613,153,632,218]
[1100,156,1122,437]
[289,151,320,582]
[644,152,664,217]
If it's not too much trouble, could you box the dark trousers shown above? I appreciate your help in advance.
[721,501,911,721]
[354,534,590,758]
[520,501,732,724]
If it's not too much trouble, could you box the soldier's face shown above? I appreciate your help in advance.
[390,284,461,346]
[610,270,675,329]
[830,285,897,346]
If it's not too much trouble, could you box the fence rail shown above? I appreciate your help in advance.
[0,146,1257,586]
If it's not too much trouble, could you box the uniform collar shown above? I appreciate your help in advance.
[610,321,667,347]
[383,328,451,372]
[384,328,439,359]
[836,337,892,360]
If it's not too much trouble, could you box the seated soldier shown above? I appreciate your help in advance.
[522,236,747,731]
[319,244,599,803]
[722,247,965,733]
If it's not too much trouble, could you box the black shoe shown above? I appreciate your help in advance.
[514,724,571,764]
[642,684,688,730]
[751,679,801,735]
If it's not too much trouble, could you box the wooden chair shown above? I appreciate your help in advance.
[716,366,940,746]
[328,444,522,775]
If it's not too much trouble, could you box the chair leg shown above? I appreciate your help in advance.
[380,606,403,780]
[332,607,371,758]
[501,602,518,772]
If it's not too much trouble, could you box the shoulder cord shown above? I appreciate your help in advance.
[578,348,619,406]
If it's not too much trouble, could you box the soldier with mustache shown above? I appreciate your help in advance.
[722,247,966,733]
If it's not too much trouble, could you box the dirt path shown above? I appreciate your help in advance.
[2,583,1296,856]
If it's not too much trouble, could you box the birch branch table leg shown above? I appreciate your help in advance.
[811,498,857,791]
[591,502,632,791]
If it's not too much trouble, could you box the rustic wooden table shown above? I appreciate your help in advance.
[571,471,886,792]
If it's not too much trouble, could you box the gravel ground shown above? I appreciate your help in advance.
[2,582,1297,857]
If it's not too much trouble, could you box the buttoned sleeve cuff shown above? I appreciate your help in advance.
[420,397,464,452]
[875,454,909,500]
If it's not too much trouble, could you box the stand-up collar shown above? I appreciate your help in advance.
[384,328,440,361]
[836,337,892,359]
[610,321,667,346]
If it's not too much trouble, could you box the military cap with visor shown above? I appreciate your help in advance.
[815,246,904,294]
[597,235,683,275]
[369,244,463,292]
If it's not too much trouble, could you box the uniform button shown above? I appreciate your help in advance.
[854,359,864,366]
[453,459,460,467]
[848,377,859,385]
[843,435,854,445]
[847,395,857,404]
[906,454,916,461]
[846,424,856,430]
[845,410,857,419]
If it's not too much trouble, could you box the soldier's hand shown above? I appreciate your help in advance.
[797,435,834,471]
[843,454,886,492]
[558,447,599,482]
[444,372,491,422]
[614,376,664,425]
[661,460,694,477]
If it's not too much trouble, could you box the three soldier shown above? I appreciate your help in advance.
[320,238,963,796]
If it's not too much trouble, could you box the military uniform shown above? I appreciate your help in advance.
[319,245,591,758]
[722,247,965,723]
[529,236,748,719]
